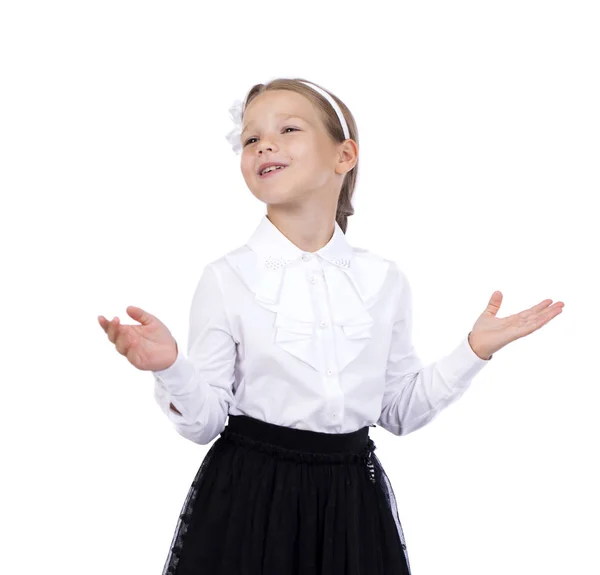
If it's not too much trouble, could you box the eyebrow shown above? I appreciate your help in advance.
[241,114,308,136]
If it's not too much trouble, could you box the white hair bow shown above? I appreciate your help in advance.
[225,99,244,154]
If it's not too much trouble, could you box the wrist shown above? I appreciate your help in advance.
[468,331,493,360]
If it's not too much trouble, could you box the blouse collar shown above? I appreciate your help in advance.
[226,214,390,313]
[246,214,354,271]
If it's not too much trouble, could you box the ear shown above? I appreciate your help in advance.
[335,139,358,175]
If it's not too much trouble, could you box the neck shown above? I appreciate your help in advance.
[266,207,336,253]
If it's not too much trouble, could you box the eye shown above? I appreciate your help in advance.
[243,127,299,147]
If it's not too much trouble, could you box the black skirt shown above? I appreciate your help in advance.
[162,414,412,575]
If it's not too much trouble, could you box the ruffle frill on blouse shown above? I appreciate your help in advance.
[225,247,390,373]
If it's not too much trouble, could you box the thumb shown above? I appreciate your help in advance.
[484,291,503,317]
[127,305,154,326]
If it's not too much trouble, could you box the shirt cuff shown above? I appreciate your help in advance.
[153,346,198,395]
[437,334,492,386]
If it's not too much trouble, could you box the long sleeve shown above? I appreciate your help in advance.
[377,263,491,436]
[153,263,237,445]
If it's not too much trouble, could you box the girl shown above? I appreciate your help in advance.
[98,77,564,574]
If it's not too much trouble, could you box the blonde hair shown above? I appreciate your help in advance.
[243,78,359,234]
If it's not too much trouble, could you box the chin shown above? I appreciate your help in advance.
[251,192,293,206]
[248,183,298,204]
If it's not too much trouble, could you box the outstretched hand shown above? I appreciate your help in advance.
[468,291,564,360]
[98,306,179,371]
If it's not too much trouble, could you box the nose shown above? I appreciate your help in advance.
[257,135,278,154]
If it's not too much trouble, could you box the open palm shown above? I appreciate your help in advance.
[469,291,564,359]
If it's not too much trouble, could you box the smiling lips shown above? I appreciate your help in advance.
[258,165,288,178]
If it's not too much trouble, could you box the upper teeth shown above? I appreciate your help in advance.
[261,165,285,175]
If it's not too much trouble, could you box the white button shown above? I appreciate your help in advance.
[310,276,317,284]
[302,253,310,261]
[319,320,328,328]
[332,412,337,418]
[326,369,333,376]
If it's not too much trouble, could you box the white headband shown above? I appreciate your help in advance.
[298,81,350,141]
[225,81,350,154]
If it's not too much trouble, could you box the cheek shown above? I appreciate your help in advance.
[240,158,254,179]
[299,150,327,176]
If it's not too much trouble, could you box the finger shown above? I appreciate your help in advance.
[115,328,130,356]
[107,316,120,344]
[543,303,564,321]
[518,299,557,322]
[484,291,503,315]
[527,304,564,332]
[526,299,554,314]
[127,305,153,326]
[98,315,108,333]
[535,308,563,332]
[530,301,564,322]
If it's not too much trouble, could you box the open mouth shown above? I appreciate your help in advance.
[259,165,288,179]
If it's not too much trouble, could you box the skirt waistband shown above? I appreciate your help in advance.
[220,414,376,465]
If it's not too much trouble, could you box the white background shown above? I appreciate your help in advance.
[1,1,598,573]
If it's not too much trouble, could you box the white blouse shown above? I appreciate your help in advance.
[153,214,491,445]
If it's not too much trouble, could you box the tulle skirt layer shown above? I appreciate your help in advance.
[162,414,412,575]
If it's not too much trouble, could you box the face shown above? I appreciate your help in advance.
[239,89,354,209]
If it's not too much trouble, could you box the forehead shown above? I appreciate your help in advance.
[242,90,318,130]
